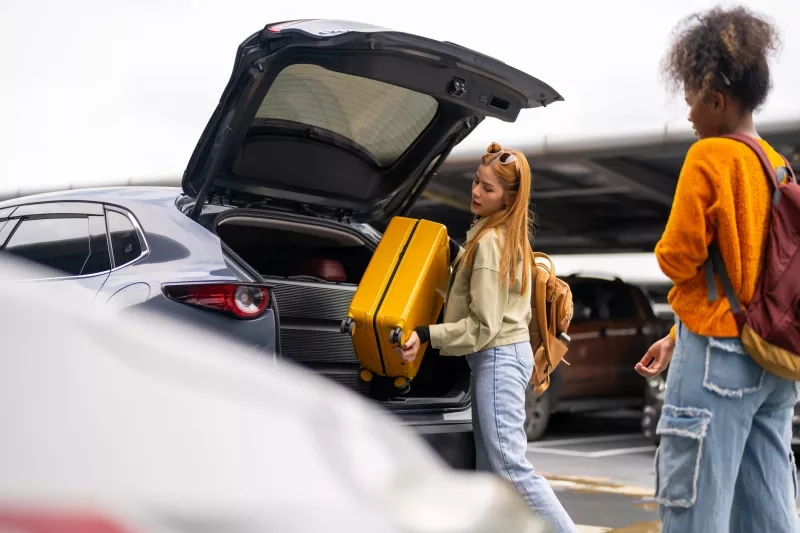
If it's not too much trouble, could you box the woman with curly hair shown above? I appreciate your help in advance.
[635,5,797,532]
[398,142,577,532]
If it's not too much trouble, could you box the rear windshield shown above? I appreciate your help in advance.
[253,64,438,167]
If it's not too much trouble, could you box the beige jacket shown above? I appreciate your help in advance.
[429,218,532,356]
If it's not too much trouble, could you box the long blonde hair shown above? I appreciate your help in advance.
[462,142,535,293]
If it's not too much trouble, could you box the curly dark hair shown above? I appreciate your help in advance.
[661,5,781,111]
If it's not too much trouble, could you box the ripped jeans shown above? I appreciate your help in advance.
[467,342,577,533]
[656,319,800,532]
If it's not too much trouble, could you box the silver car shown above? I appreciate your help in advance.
[0,18,563,468]
[0,255,548,532]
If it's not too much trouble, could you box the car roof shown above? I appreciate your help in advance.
[0,186,182,212]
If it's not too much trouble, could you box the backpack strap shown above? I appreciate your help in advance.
[723,133,780,188]
[705,134,790,325]
[705,242,741,312]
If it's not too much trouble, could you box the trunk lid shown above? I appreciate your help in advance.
[182,19,563,222]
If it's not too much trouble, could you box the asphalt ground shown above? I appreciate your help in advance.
[528,409,800,532]
[527,410,659,531]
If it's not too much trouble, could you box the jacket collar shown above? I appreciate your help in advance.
[465,217,489,242]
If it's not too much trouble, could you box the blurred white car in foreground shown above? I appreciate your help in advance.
[0,256,547,533]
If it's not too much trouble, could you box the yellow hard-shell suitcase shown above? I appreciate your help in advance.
[340,216,450,394]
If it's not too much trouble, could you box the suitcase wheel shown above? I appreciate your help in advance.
[388,327,403,345]
[393,376,410,394]
[340,317,355,336]
[359,369,373,383]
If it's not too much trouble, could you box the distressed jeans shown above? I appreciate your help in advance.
[656,319,800,532]
[467,342,578,533]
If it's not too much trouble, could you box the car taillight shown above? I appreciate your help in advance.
[163,283,269,319]
[0,508,130,533]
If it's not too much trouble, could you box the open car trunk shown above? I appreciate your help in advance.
[216,212,470,409]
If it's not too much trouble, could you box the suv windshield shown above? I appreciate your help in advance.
[253,64,438,166]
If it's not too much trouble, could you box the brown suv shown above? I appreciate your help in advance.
[523,274,672,441]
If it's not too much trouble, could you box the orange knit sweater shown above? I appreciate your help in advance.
[655,137,786,339]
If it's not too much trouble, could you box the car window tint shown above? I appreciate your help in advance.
[254,64,438,167]
[107,211,142,268]
[82,215,111,275]
[607,285,639,320]
[3,217,91,276]
[570,283,601,323]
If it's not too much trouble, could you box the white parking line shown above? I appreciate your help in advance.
[528,447,599,458]
[527,433,656,458]
[528,445,656,458]
[589,445,657,458]
[529,433,644,448]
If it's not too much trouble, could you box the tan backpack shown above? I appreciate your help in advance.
[528,252,574,395]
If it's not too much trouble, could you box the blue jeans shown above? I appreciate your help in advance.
[656,320,800,532]
[467,342,577,533]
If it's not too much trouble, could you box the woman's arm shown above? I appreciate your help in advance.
[654,139,724,339]
[448,237,464,266]
[426,235,507,353]
[654,140,721,286]
[426,266,507,353]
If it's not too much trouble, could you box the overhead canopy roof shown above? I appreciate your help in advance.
[2,120,799,257]
[396,119,800,254]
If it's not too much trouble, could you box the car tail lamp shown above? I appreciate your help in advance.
[0,509,130,533]
[163,283,270,319]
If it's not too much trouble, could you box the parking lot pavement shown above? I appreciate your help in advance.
[526,410,658,531]
[532,410,800,532]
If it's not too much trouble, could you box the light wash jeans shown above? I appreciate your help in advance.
[467,341,577,533]
[656,319,800,532]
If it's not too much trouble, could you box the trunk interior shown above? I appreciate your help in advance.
[216,213,470,408]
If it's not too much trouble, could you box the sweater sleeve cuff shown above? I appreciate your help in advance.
[414,325,431,344]
[669,324,677,340]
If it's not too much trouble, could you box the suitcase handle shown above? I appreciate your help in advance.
[389,327,403,345]
[340,317,355,336]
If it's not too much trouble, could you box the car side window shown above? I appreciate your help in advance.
[570,283,601,323]
[2,217,96,277]
[106,210,142,268]
[607,284,639,320]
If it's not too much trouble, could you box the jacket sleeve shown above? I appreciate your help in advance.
[428,239,507,353]
[449,237,464,267]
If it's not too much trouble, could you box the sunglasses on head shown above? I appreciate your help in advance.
[487,150,517,165]
[486,150,520,176]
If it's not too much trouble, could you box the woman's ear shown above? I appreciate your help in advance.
[504,191,517,208]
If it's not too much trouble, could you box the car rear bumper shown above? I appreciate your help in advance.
[398,408,475,470]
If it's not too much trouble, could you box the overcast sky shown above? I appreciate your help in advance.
[1,0,798,192]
